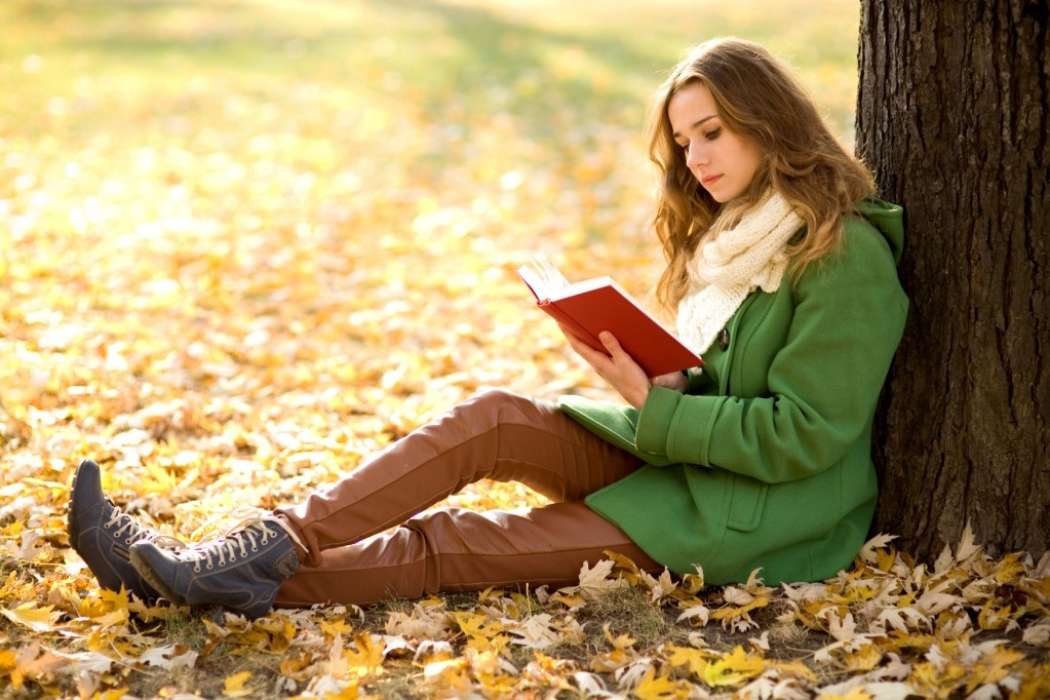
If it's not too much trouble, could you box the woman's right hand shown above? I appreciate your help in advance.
[555,321,690,394]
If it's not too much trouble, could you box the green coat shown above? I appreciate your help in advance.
[558,197,909,585]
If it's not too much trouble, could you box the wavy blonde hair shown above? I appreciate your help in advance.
[649,37,876,319]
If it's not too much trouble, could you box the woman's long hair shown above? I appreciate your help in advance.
[649,37,876,319]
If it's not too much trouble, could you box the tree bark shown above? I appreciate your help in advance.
[857,0,1049,561]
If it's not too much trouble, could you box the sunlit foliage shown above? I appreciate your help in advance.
[2,1,1045,697]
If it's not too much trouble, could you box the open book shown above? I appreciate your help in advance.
[517,255,703,376]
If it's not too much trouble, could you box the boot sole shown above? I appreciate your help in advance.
[67,460,88,550]
[129,547,185,605]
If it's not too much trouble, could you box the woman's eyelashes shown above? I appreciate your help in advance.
[678,128,722,152]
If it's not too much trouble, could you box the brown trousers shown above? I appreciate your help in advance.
[272,389,661,607]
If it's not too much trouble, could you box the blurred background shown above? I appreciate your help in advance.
[0,0,860,518]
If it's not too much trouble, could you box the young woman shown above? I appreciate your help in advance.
[67,37,908,620]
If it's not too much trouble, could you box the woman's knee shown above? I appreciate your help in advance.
[458,388,535,422]
[471,387,527,407]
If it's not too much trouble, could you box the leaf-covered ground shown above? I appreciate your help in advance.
[1,1,1047,697]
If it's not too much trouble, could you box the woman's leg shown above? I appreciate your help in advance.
[129,388,661,615]
[275,502,660,607]
[273,388,648,568]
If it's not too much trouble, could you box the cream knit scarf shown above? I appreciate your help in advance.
[676,189,804,355]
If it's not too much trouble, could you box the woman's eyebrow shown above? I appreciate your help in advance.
[672,114,718,139]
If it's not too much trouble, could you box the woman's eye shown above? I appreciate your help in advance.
[705,128,721,140]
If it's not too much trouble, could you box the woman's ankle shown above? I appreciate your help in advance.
[270,513,310,563]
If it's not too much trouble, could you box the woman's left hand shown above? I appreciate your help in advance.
[558,325,652,410]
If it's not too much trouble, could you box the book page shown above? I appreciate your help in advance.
[517,264,548,302]
[550,275,615,299]
[517,253,572,302]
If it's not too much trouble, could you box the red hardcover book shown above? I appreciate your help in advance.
[517,256,703,377]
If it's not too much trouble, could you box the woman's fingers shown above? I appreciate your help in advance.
[599,332,641,374]
[598,331,628,360]
[557,324,614,374]
[567,334,612,371]
[556,327,653,409]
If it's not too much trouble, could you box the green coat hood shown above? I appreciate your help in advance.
[854,197,905,266]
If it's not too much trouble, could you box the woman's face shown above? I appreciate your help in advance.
[667,81,764,203]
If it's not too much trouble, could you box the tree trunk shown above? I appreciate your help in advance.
[856,0,1049,562]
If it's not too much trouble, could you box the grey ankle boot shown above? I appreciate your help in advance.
[128,516,299,620]
[67,459,185,603]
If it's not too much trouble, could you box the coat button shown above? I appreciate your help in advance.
[719,328,730,350]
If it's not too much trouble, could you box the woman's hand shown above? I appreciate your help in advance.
[651,370,689,392]
[556,323,653,410]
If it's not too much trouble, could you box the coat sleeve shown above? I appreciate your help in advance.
[633,224,909,483]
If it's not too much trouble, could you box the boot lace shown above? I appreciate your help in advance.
[181,518,281,574]
[104,504,185,550]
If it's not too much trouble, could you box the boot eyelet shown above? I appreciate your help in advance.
[206,563,213,570]
[125,537,134,545]
[261,538,269,545]
[194,565,201,573]
[251,545,258,552]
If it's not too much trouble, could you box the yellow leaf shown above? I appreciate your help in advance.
[1013,667,1050,700]
[820,689,872,700]
[142,462,178,494]
[577,558,626,595]
[422,656,470,693]
[223,671,253,697]
[323,680,360,700]
[344,632,384,680]
[1,521,24,537]
[710,595,769,632]
[279,653,311,679]
[967,647,1025,691]
[710,597,769,620]
[876,548,897,572]
[550,590,585,609]
[450,611,489,637]
[320,619,352,637]
[603,622,636,650]
[860,533,898,563]
[634,668,691,699]
[843,643,882,671]
[95,607,130,629]
[588,624,637,672]
[679,564,705,594]
[450,611,505,647]
[0,602,60,632]
[993,552,1026,584]
[702,646,764,687]
[977,601,1012,630]
[602,549,641,576]
[769,659,816,681]
[666,645,711,678]
[10,646,66,689]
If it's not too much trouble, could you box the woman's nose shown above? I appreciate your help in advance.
[686,141,707,168]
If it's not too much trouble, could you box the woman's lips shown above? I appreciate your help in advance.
[702,174,723,185]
